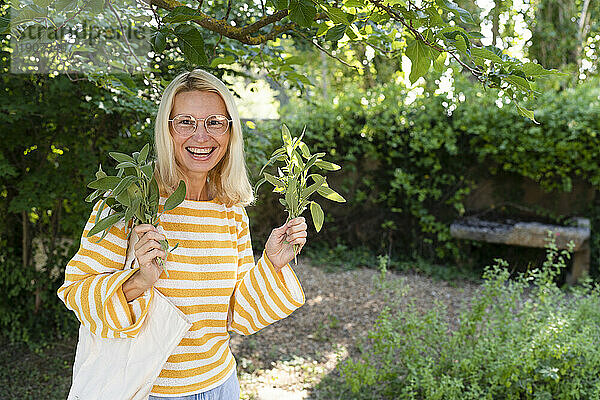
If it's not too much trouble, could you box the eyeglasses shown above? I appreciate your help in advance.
[168,114,233,136]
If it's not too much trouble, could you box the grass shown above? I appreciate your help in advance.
[0,335,75,399]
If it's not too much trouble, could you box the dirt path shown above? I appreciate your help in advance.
[229,259,480,400]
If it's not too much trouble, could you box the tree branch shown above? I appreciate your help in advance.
[294,29,361,71]
[143,0,297,44]
[370,0,484,83]
[240,9,289,35]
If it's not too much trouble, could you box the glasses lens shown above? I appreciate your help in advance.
[206,115,229,135]
[173,115,196,135]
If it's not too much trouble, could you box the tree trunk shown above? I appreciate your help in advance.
[491,1,501,47]
[575,0,593,72]
[320,51,328,99]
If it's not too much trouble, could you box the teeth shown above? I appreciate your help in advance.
[187,147,213,155]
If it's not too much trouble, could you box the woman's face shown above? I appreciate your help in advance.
[169,90,231,182]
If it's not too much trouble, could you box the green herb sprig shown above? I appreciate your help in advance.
[85,143,187,278]
[255,125,346,264]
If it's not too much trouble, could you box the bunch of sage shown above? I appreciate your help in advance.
[85,143,187,278]
[255,125,346,264]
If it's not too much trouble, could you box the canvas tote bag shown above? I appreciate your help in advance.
[67,226,192,400]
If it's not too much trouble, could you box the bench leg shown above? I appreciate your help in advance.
[567,241,590,285]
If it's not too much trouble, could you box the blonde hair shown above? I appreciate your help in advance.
[153,69,254,207]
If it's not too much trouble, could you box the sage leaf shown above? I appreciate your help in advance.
[317,185,346,202]
[315,160,341,171]
[282,124,292,145]
[87,176,121,190]
[138,143,150,164]
[85,189,102,203]
[298,142,311,158]
[164,180,186,211]
[115,161,138,169]
[301,175,325,199]
[113,175,137,197]
[95,164,107,179]
[264,172,284,188]
[141,163,154,179]
[310,201,324,232]
[87,211,125,238]
[109,151,135,163]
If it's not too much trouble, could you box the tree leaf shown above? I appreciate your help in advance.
[471,46,502,63]
[435,0,474,25]
[515,102,539,124]
[315,160,341,171]
[325,24,347,42]
[87,211,125,238]
[87,176,121,190]
[310,201,324,232]
[521,62,562,77]
[164,180,187,211]
[322,4,350,25]
[503,74,531,92]
[406,39,432,84]
[174,24,208,65]
[317,186,346,202]
[154,30,168,53]
[164,6,201,23]
[289,0,317,28]
[274,0,289,9]
[123,196,140,226]
[149,176,160,208]
[286,176,298,216]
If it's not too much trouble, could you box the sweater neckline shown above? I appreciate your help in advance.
[159,194,220,206]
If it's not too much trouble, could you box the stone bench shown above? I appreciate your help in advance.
[450,217,591,284]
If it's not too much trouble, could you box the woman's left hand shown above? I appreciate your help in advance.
[265,217,308,270]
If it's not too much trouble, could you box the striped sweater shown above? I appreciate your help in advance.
[57,195,305,396]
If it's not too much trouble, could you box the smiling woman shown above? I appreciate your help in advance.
[57,69,310,400]
[153,70,253,206]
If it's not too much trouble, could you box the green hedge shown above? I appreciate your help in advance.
[249,75,600,268]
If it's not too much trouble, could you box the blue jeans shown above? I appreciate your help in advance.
[148,370,240,400]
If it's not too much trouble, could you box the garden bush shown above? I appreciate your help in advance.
[337,236,600,399]
[254,74,600,270]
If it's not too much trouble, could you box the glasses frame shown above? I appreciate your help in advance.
[168,113,233,137]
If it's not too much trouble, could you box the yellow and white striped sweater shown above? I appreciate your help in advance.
[57,195,305,397]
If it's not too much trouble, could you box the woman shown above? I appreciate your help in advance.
[57,69,308,399]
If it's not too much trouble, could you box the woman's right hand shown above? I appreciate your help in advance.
[133,224,167,289]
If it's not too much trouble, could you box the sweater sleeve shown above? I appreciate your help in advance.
[227,207,305,335]
[56,200,154,339]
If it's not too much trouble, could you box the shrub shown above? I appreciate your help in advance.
[260,74,600,270]
[338,236,600,399]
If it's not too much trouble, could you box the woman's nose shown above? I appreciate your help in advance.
[191,122,210,140]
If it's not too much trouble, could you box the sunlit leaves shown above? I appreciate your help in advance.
[288,0,317,28]
[406,39,432,84]
[174,24,208,66]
